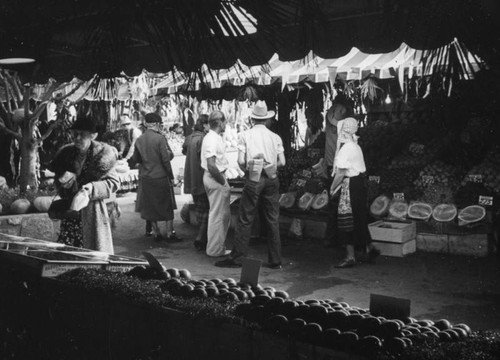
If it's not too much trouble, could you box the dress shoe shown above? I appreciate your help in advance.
[334,258,356,268]
[145,231,153,237]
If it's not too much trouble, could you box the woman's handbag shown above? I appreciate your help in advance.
[48,198,80,220]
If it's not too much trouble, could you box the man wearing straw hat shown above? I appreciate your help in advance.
[216,100,286,269]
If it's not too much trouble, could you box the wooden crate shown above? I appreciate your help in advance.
[417,233,449,253]
[372,239,416,257]
[449,233,489,257]
[369,220,416,243]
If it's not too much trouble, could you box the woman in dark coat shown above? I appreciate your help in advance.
[49,116,119,253]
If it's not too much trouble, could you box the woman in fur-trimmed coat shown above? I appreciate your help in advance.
[49,117,119,253]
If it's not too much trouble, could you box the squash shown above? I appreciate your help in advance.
[297,192,315,211]
[432,204,458,222]
[407,202,433,220]
[279,192,296,209]
[388,200,408,220]
[10,198,31,214]
[458,205,486,224]
[33,196,55,212]
[370,195,391,217]
[311,190,329,210]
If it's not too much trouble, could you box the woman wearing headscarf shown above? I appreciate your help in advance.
[329,117,379,268]
[49,116,119,253]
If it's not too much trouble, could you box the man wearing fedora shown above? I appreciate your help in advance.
[216,100,286,269]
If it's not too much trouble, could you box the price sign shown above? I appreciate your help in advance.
[479,196,493,206]
[369,176,381,184]
[393,193,405,201]
[422,175,435,184]
[301,170,312,179]
[467,174,483,183]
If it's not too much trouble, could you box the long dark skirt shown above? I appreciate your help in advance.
[136,177,174,221]
[337,174,372,250]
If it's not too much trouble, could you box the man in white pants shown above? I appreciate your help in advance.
[201,110,232,257]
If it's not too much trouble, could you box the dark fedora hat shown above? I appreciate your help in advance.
[144,112,162,123]
[70,116,97,133]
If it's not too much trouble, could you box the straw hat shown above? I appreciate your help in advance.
[251,100,275,120]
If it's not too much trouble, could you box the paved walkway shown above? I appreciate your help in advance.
[112,191,500,332]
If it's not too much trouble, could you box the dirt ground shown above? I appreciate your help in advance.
[112,191,500,332]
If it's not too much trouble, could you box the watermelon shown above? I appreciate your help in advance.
[279,192,296,209]
[432,204,458,222]
[297,192,315,211]
[458,205,486,225]
[370,195,390,217]
[311,190,329,210]
[388,200,408,220]
[407,202,433,220]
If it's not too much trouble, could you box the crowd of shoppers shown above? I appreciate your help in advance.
[50,97,375,271]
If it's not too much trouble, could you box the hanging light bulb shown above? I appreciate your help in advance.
[385,94,392,104]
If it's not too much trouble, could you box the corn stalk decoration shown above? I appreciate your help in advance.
[0,70,91,193]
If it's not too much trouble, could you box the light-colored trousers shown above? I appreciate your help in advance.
[203,171,231,256]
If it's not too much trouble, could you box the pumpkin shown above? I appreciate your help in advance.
[311,190,329,210]
[407,202,433,220]
[33,196,55,212]
[297,192,315,211]
[432,204,457,222]
[279,192,296,209]
[458,205,486,224]
[388,200,408,220]
[180,203,190,223]
[10,198,31,214]
[370,195,391,217]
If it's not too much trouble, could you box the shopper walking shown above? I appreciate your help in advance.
[329,117,378,268]
[215,100,285,268]
[201,110,232,257]
[129,112,181,243]
[182,114,210,251]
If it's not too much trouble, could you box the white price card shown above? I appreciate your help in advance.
[478,196,493,206]
[369,176,380,184]
[467,174,483,183]
[393,193,405,201]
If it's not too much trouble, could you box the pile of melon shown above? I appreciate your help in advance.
[125,265,472,358]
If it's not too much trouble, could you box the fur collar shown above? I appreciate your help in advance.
[50,141,117,192]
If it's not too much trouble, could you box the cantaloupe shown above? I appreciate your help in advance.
[407,202,433,220]
[458,205,486,224]
[297,192,315,211]
[10,199,31,214]
[370,195,390,217]
[279,192,296,209]
[432,204,458,222]
[311,190,329,210]
[33,196,54,212]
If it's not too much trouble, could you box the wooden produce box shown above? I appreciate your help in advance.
[416,233,449,253]
[371,239,416,257]
[369,220,416,243]
[449,233,489,257]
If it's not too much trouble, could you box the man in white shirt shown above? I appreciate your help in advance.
[216,101,286,269]
[201,110,232,257]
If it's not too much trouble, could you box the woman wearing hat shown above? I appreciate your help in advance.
[49,116,120,253]
[330,117,378,268]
